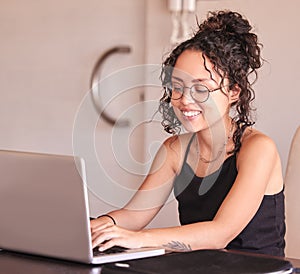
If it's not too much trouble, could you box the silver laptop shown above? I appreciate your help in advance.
[0,150,165,264]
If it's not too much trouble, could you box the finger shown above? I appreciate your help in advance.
[91,226,116,242]
[91,225,112,242]
[92,230,118,249]
[98,238,118,251]
[91,222,114,234]
[90,219,105,230]
[90,219,98,228]
[91,223,107,234]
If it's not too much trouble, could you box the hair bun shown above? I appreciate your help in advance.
[200,10,252,36]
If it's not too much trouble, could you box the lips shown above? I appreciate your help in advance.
[182,110,202,117]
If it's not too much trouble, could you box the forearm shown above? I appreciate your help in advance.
[141,221,230,251]
[91,213,236,251]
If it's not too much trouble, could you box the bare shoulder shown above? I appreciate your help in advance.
[240,128,278,154]
[162,133,194,172]
[237,127,283,194]
[237,127,280,171]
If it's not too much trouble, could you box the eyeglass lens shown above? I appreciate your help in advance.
[167,82,210,103]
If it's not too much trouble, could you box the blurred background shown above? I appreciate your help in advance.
[1,0,299,257]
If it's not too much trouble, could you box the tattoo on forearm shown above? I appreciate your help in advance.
[163,241,192,252]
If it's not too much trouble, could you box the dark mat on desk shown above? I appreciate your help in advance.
[101,249,294,274]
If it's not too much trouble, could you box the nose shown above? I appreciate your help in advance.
[180,87,195,104]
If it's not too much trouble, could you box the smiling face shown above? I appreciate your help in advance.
[171,49,237,133]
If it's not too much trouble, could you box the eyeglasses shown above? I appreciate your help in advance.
[165,81,227,103]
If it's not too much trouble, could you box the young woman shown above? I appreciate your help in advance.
[90,10,285,257]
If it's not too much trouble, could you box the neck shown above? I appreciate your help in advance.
[197,118,233,148]
[195,118,235,163]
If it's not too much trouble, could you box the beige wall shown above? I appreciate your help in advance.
[0,0,147,216]
[0,0,145,154]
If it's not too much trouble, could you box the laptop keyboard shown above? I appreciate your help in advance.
[93,246,128,256]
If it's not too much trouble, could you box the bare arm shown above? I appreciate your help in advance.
[92,132,283,251]
[91,135,187,245]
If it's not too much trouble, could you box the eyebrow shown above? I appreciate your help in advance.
[171,76,184,82]
[171,76,210,83]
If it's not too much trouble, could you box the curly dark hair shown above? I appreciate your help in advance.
[159,10,263,153]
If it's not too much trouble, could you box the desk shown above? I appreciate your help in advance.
[1,249,300,274]
[0,250,102,274]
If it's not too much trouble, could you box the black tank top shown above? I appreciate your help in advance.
[173,135,286,257]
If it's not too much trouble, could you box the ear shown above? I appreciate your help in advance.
[228,84,241,104]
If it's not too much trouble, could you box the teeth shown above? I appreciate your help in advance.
[182,111,201,117]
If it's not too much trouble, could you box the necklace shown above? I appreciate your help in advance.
[195,122,235,164]
[198,148,225,164]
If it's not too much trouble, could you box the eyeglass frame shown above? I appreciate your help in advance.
[164,81,230,103]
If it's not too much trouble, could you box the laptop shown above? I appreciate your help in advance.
[0,149,165,264]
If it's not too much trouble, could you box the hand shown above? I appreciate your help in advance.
[91,221,145,251]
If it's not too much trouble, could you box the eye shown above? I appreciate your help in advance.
[171,82,184,92]
[192,84,208,94]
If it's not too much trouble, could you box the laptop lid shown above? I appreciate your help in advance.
[0,150,165,264]
[0,150,93,263]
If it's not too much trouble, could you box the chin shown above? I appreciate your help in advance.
[180,121,202,133]
[178,116,204,133]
